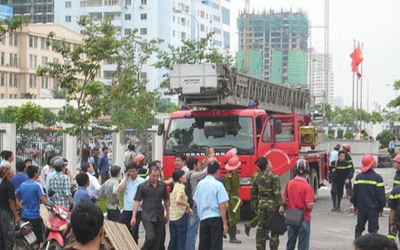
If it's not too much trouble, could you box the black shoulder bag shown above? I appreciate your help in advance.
[284,183,304,228]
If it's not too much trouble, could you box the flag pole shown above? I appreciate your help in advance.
[355,41,359,132]
[359,43,364,130]
[352,39,355,111]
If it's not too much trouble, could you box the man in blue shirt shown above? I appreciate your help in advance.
[329,144,340,163]
[118,163,145,244]
[389,137,396,154]
[16,165,50,248]
[99,146,110,184]
[73,173,91,208]
[193,161,229,250]
[11,161,28,190]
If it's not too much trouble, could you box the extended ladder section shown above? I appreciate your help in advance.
[169,63,310,114]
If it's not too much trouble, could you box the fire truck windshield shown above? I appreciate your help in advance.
[165,116,254,155]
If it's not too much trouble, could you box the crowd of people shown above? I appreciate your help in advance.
[1,142,400,250]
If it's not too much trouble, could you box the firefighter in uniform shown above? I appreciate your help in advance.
[251,156,283,250]
[330,150,353,212]
[224,155,242,244]
[351,154,386,239]
[342,144,355,197]
[388,173,400,241]
[388,154,400,240]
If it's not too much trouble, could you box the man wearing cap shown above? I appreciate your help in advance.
[342,144,355,198]
[0,166,19,249]
[351,154,386,239]
[135,153,149,178]
[387,154,400,240]
[224,151,242,244]
[330,150,353,212]
[251,156,282,250]
[48,158,74,208]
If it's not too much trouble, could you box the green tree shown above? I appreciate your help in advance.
[388,80,400,108]
[0,16,27,42]
[37,17,121,159]
[155,98,180,113]
[15,102,43,129]
[155,32,234,88]
[376,130,395,148]
[0,106,19,123]
[344,130,354,139]
[338,107,357,126]
[370,111,383,124]
[42,108,57,127]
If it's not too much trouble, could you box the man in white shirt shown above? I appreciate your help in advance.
[81,163,101,201]
[39,155,54,188]
[175,153,190,175]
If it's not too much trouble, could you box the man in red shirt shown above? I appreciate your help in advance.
[281,159,314,250]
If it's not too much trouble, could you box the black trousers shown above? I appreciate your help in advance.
[331,178,345,208]
[142,219,164,250]
[107,209,120,222]
[355,208,380,234]
[199,217,223,250]
[120,210,142,244]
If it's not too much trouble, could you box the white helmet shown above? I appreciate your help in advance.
[294,158,309,174]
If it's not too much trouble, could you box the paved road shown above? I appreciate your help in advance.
[135,167,395,249]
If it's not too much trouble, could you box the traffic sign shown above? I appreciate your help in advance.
[0,5,13,21]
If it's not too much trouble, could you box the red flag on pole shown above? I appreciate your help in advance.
[350,45,363,73]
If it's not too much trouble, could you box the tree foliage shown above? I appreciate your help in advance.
[155,32,235,88]
[388,80,400,108]
[0,16,27,42]
[42,108,57,127]
[376,130,395,148]
[108,30,161,131]
[15,102,43,129]
[0,106,19,123]
[37,17,121,136]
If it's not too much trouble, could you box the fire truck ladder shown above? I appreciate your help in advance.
[169,63,310,114]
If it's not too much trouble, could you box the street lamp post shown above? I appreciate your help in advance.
[172,8,200,41]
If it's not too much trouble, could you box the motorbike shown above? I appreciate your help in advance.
[44,204,73,250]
[13,220,37,250]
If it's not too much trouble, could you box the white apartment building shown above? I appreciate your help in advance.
[54,0,232,90]
[0,24,84,100]
[309,51,334,105]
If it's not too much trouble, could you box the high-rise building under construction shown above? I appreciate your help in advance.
[237,10,309,86]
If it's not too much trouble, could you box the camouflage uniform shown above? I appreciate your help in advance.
[246,170,260,228]
[251,169,282,250]
[224,170,241,226]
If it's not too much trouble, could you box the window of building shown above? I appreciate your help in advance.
[14,94,17,99]
[140,13,147,20]
[141,0,147,5]
[9,94,12,99]
[8,33,17,46]
[41,76,49,89]
[0,94,3,99]
[172,30,175,37]
[29,74,37,88]
[181,32,186,40]
[222,7,230,25]
[9,53,18,67]
[80,1,86,7]
[126,0,131,4]
[65,1,72,8]
[213,15,220,22]
[0,52,4,66]
[124,29,131,36]
[42,57,48,66]
[87,0,102,6]
[34,55,37,68]
[125,14,131,20]
[41,37,45,50]
[53,58,59,64]
[0,72,4,86]
[104,0,119,5]
[140,28,147,35]
[9,74,17,87]
[65,16,72,22]
[140,72,147,79]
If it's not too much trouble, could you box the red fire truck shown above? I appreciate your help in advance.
[158,64,330,201]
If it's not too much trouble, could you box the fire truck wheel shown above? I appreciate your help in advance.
[309,169,318,200]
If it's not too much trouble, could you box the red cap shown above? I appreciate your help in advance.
[342,144,351,152]
[361,154,376,173]
[225,148,238,161]
[394,154,400,163]
[225,157,241,171]
[134,154,145,165]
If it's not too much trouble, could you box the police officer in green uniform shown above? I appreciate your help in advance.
[224,156,242,244]
[251,156,283,250]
